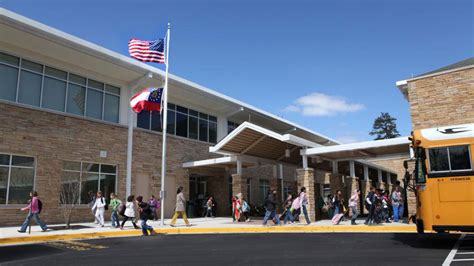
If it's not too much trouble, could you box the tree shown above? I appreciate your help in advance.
[59,182,81,229]
[369,112,401,140]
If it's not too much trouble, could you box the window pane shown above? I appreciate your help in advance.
[100,164,116,174]
[0,52,19,66]
[63,161,81,171]
[67,83,86,115]
[199,112,208,119]
[429,148,449,172]
[168,103,175,110]
[69,74,86,85]
[189,116,198,140]
[99,174,116,200]
[43,77,66,111]
[0,154,10,166]
[18,70,42,107]
[105,84,120,95]
[209,122,217,143]
[0,64,18,101]
[137,111,151,129]
[176,105,188,114]
[22,60,43,73]
[104,94,119,123]
[81,173,99,204]
[12,156,34,167]
[167,110,176,135]
[151,111,162,132]
[209,116,217,122]
[86,89,103,119]
[45,66,67,80]
[176,112,188,137]
[88,79,104,90]
[189,109,198,117]
[82,163,100,172]
[0,166,8,204]
[199,119,208,142]
[449,146,471,170]
[8,167,35,204]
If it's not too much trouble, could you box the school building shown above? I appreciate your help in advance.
[1,7,471,226]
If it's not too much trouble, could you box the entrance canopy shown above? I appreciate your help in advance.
[209,122,322,164]
[301,137,411,161]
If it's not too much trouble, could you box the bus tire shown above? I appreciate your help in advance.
[416,219,424,234]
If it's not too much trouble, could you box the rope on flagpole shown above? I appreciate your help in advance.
[160,23,171,227]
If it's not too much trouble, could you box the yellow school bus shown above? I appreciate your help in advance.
[410,123,474,233]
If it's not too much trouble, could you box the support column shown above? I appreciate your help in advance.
[349,160,356,177]
[378,169,384,189]
[232,174,247,201]
[361,165,371,215]
[296,168,315,222]
[332,161,338,175]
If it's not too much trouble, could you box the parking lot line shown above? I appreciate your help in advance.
[443,234,465,266]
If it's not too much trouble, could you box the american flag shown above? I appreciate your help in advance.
[128,38,165,63]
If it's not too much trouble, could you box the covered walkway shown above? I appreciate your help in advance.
[183,122,411,221]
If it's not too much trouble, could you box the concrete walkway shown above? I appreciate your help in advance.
[0,217,415,246]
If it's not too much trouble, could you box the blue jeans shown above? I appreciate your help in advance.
[140,218,154,235]
[111,210,120,227]
[262,210,280,225]
[350,206,358,220]
[284,208,294,224]
[302,205,311,224]
[393,205,400,221]
[334,205,340,215]
[20,212,47,232]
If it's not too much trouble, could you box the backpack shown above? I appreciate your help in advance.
[101,197,109,210]
[118,204,126,216]
[37,199,43,214]
[365,192,374,211]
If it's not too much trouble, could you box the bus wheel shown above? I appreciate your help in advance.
[416,219,424,234]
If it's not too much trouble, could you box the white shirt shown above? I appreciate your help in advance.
[124,201,135,217]
[91,197,106,210]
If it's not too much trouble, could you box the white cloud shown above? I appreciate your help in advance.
[283,92,365,117]
[335,135,361,144]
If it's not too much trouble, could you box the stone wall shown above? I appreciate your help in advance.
[0,103,217,226]
[407,67,474,130]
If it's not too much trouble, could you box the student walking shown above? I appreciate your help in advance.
[241,197,251,222]
[283,194,295,224]
[91,191,106,227]
[391,186,403,222]
[299,187,311,225]
[262,190,280,226]
[170,186,190,227]
[148,195,160,221]
[349,189,361,225]
[120,195,139,229]
[205,196,215,218]
[109,193,122,228]
[364,187,376,225]
[136,196,156,236]
[18,191,47,233]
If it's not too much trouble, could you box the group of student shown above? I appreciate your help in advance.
[259,187,312,226]
[326,181,406,226]
[89,191,161,236]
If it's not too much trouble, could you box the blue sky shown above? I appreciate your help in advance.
[2,0,473,143]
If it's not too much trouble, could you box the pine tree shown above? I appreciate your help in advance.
[369,112,401,140]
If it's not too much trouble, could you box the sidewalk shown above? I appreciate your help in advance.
[0,217,416,246]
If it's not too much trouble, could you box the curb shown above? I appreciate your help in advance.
[0,225,417,246]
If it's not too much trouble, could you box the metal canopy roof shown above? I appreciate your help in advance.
[301,137,410,161]
[209,122,320,164]
[182,156,255,169]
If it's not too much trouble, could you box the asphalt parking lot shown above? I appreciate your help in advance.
[0,233,469,265]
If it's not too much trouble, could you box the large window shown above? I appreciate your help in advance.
[259,179,270,203]
[283,181,293,199]
[428,145,472,173]
[61,161,117,204]
[137,103,218,144]
[0,154,35,205]
[0,51,121,123]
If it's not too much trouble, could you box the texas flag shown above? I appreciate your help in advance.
[130,88,163,113]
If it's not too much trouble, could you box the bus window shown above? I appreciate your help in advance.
[415,147,427,183]
[428,145,472,172]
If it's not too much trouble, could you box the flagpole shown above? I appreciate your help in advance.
[160,23,171,227]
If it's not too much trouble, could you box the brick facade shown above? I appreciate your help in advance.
[407,68,474,130]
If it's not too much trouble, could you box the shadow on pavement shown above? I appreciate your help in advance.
[390,232,460,250]
[0,244,63,264]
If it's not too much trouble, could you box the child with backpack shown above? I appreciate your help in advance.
[120,195,140,230]
[91,191,107,227]
[109,193,122,228]
[18,191,48,233]
[136,196,156,236]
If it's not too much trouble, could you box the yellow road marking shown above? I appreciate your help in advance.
[46,240,107,251]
